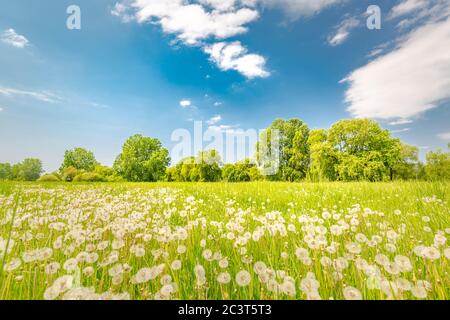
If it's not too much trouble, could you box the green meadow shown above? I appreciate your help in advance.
[0,181,448,300]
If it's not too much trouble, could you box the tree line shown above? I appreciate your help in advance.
[1,118,449,183]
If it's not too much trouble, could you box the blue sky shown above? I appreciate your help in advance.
[0,0,449,171]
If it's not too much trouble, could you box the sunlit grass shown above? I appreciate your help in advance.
[0,181,449,300]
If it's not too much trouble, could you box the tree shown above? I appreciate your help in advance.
[114,134,170,182]
[38,173,61,182]
[257,118,310,181]
[307,129,337,181]
[179,157,196,182]
[424,146,450,181]
[222,159,260,182]
[62,166,81,182]
[61,148,98,172]
[166,151,224,182]
[392,144,420,180]
[196,149,222,182]
[327,119,401,181]
[12,158,43,181]
[0,163,12,180]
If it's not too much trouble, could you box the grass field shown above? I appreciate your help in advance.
[0,181,449,300]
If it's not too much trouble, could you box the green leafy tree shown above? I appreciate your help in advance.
[196,149,222,182]
[0,163,12,180]
[222,159,259,182]
[60,148,98,172]
[38,173,61,182]
[307,129,337,181]
[167,151,223,182]
[73,172,105,182]
[257,118,310,181]
[424,146,450,180]
[114,134,170,182]
[62,166,81,182]
[12,158,43,181]
[392,144,420,180]
[327,119,401,181]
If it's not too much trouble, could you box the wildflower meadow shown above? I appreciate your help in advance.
[0,181,448,300]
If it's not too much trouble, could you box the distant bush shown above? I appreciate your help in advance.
[0,163,13,180]
[222,159,262,182]
[73,172,105,182]
[104,175,126,182]
[62,166,81,182]
[37,174,61,182]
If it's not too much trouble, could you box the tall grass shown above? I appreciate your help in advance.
[0,181,448,300]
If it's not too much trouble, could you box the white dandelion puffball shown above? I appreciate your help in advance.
[171,260,182,271]
[217,272,231,284]
[235,270,251,287]
[343,286,363,300]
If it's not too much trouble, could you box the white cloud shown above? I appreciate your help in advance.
[112,0,348,78]
[119,0,259,45]
[389,0,428,19]
[0,107,3,112]
[328,16,359,46]
[261,0,347,19]
[438,132,450,140]
[199,0,238,12]
[1,29,29,48]
[207,124,240,133]
[113,1,269,78]
[388,119,413,125]
[342,17,450,120]
[389,0,450,29]
[0,87,62,103]
[214,101,223,106]
[207,115,222,125]
[111,3,135,22]
[204,41,270,79]
[179,99,192,108]
[391,128,411,133]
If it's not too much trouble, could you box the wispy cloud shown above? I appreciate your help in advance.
[391,128,411,133]
[389,0,428,19]
[0,87,62,103]
[389,119,414,126]
[437,132,450,140]
[207,124,240,133]
[342,16,450,120]
[89,102,111,109]
[1,28,29,48]
[389,0,450,29]
[328,16,360,46]
[261,0,348,19]
[206,115,222,125]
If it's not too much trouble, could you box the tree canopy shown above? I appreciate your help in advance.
[60,147,99,172]
[113,134,170,182]
[257,118,310,181]
[327,119,402,181]
[1,119,449,183]
[12,158,43,181]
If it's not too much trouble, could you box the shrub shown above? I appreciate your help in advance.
[73,172,105,182]
[62,166,81,182]
[105,175,126,182]
[37,174,61,182]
